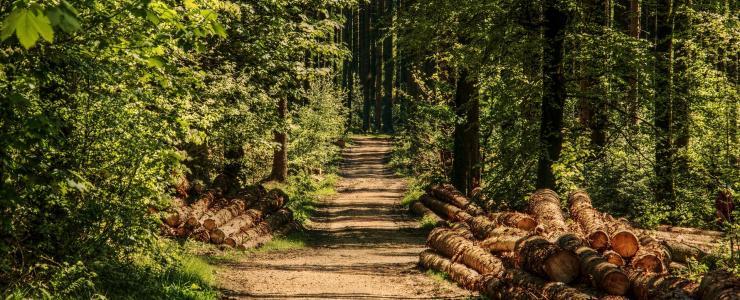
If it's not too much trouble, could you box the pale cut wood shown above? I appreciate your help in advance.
[556,234,629,296]
[568,190,610,250]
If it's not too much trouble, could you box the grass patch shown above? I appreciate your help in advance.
[401,177,426,207]
[248,231,309,253]
[425,269,450,283]
[419,215,440,229]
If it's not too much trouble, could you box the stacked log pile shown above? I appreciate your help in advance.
[411,184,737,300]
[159,185,296,250]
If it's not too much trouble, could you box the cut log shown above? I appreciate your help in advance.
[699,269,739,300]
[182,193,215,228]
[449,222,476,240]
[480,269,598,300]
[603,250,625,267]
[201,199,248,231]
[603,215,640,258]
[210,210,262,245]
[568,190,610,250]
[515,235,580,283]
[489,212,538,231]
[656,225,724,237]
[234,209,293,249]
[478,227,529,252]
[419,249,482,290]
[410,202,445,226]
[632,235,671,273]
[467,215,503,239]
[191,226,210,242]
[426,227,505,276]
[420,194,463,221]
[628,269,699,300]
[257,188,288,211]
[556,234,630,296]
[665,240,705,264]
[429,184,485,215]
[163,198,190,227]
[528,189,569,236]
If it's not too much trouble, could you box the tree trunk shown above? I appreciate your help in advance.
[381,0,395,133]
[371,0,383,132]
[653,0,675,207]
[536,0,568,189]
[568,190,611,250]
[359,1,372,132]
[556,234,630,296]
[420,194,464,221]
[270,97,288,182]
[478,227,529,252]
[452,68,481,196]
[409,201,445,225]
[488,212,538,231]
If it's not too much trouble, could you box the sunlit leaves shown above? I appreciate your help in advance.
[1,8,53,49]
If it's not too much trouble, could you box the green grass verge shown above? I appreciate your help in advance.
[425,269,450,283]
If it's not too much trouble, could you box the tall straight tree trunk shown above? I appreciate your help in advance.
[452,68,481,196]
[381,0,395,133]
[536,0,568,189]
[270,96,288,182]
[360,2,372,132]
[347,7,358,131]
[673,2,690,176]
[578,0,608,151]
[373,0,383,132]
[627,0,641,124]
[653,0,675,206]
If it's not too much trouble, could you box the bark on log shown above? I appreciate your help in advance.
[163,198,189,227]
[632,235,671,273]
[603,250,626,267]
[489,212,538,231]
[426,227,505,276]
[449,222,476,240]
[233,209,293,249]
[478,227,529,252]
[665,240,705,264]
[516,235,581,283]
[419,249,482,290]
[628,269,698,300]
[201,199,248,231]
[480,269,598,300]
[467,215,504,239]
[528,189,569,236]
[410,201,445,225]
[698,269,740,300]
[568,190,610,250]
[191,226,210,242]
[556,234,630,296]
[603,215,640,258]
[183,194,215,228]
[429,184,485,215]
[421,194,463,221]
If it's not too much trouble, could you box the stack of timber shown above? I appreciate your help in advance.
[410,184,738,299]
[159,185,296,250]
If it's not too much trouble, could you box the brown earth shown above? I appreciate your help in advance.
[217,137,475,299]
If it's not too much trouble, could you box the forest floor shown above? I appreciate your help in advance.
[215,137,474,299]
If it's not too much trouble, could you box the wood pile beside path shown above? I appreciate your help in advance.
[410,184,738,299]
[159,185,296,250]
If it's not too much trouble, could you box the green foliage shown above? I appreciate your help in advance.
[1,0,354,296]
[400,177,426,207]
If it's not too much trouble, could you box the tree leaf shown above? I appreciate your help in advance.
[15,10,39,49]
[1,9,23,41]
[30,10,54,42]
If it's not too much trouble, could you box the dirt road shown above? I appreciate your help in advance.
[217,137,473,299]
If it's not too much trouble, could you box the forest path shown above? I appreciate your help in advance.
[217,137,474,299]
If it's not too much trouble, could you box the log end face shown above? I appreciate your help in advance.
[544,250,581,283]
[612,231,640,257]
[602,270,631,296]
[633,254,663,273]
[203,219,217,231]
[588,230,610,251]
[224,237,237,247]
[517,217,538,231]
